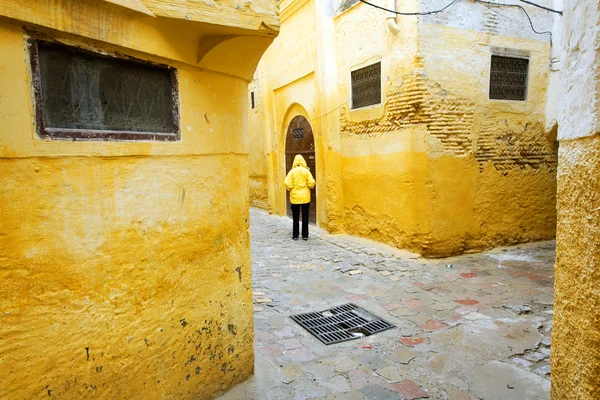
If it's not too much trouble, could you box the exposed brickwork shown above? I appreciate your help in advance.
[340,69,475,156]
[481,6,500,35]
[475,119,558,171]
[340,67,558,171]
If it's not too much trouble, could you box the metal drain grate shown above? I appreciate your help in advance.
[290,303,395,345]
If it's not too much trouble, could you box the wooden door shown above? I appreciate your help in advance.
[285,115,316,224]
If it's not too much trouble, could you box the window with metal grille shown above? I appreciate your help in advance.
[351,62,381,109]
[250,91,255,109]
[30,40,180,141]
[338,0,360,13]
[489,55,529,101]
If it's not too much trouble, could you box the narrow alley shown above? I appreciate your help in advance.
[220,209,554,400]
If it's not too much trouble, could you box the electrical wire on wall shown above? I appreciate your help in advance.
[309,0,561,124]
[310,99,351,124]
[518,0,562,15]
[357,0,458,15]
[355,0,558,43]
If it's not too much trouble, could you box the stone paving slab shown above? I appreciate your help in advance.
[218,209,554,400]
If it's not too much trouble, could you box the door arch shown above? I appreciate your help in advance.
[285,115,316,224]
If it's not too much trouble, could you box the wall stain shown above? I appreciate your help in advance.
[228,324,237,335]
[185,355,197,366]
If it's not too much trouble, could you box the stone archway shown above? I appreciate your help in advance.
[285,115,316,224]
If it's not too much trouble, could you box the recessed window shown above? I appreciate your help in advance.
[489,55,529,101]
[30,40,180,141]
[338,0,360,13]
[250,91,255,109]
[351,62,381,109]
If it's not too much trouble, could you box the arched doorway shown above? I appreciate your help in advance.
[285,115,316,224]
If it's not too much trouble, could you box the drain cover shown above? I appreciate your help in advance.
[290,303,395,345]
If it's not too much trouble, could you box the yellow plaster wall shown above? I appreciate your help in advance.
[551,0,600,397]
[0,0,278,82]
[335,17,556,256]
[249,74,269,209]
[551,137,600,399]
[0,0,277,394]
[264,0,317,90]
[248,1,555,256]
[247,0,323,217]
[334,1,428,251]
[0,155,253,399]
[419,24,557,256]
[340,131,431,253]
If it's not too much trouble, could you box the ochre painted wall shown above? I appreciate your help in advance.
[552,0,600,398]
[339,128,430,253]
[0,0,278,396]
[248,0,557,256]
[335,8,556,256]
[248,74,269,209]
[417,24,557,256]
[0,155,253,399]
[552,136,600,399]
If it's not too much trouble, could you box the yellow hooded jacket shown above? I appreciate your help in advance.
[284,155,316,204]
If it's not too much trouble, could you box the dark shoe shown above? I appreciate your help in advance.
[293,237,298,241]
[302,237,308,241]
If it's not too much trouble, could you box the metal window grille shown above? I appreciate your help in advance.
[31,40,179,141]
[351,62,381,109]
[250,91,255,109]
[293,128,305,140]
[489,55,529,101]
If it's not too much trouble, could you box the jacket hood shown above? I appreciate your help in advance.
[293,154,308,169]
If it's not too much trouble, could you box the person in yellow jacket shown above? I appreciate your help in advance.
[284,154,316,240]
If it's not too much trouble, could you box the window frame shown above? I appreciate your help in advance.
[488,53,530,102]
[350,61,382,110]
[28,38,181,142]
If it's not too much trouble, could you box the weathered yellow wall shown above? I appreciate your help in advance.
[248,74,269,209]
[334,17,556,256]
[248,0,556,256]
[248,0,327,219]
[420,24,557,256]
[0,0,278,396]
[552,136,600,399]
[339,128,431,253]
[0,155,253,399]
[334,0,428,251]
[552,0,600,398]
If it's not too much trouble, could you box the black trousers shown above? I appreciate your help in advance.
[291,202,310,239]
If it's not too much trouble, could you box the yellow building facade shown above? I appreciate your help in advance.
[0,0,277,398]
[249,0,558,257]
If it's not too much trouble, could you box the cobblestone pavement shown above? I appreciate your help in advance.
[219,209,554,400]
